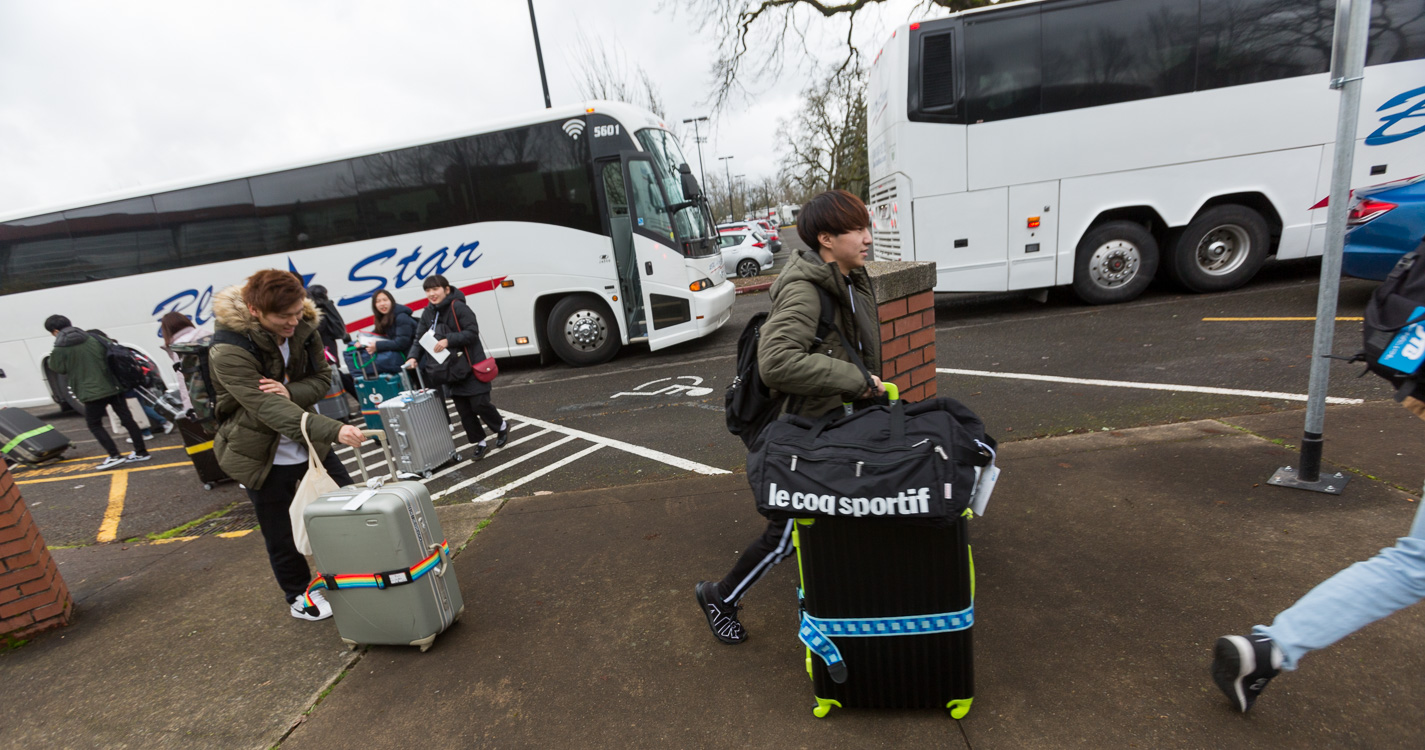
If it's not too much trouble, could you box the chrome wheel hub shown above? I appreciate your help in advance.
[1089,240,1141,288]
[563,310,608,352]
[1196,225,1250,276]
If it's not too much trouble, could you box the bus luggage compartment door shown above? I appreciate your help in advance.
[914,189,1008,292]
[1007,181,1058,290]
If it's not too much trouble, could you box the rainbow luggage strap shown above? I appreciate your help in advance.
[300,539,450,611]
[798,598,975,682]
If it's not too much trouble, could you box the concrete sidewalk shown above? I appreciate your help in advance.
[3,401,1424,748]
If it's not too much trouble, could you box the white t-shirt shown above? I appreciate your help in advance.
[271,338,310,466]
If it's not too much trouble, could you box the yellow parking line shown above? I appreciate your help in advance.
[97,472,128,543]
[15,460,190,486]
[1202,317,1364,322]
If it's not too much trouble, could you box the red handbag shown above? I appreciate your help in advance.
[453,303,498,383]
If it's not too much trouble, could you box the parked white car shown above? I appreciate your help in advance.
[717,229,775,278]
[718,221,782,253]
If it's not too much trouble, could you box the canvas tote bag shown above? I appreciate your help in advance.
[290,412,341,555]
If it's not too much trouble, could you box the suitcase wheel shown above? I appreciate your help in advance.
[812,697,841,719]
[423,470,433,479]
[203,483,215,491]
[946,698,973,720]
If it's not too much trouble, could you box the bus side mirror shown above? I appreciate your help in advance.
[679,163,703,199]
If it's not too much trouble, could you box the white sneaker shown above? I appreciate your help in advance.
[124,452,152,463]
[162,421,176,435]
[95,455,127,471]
[290,589,333,621]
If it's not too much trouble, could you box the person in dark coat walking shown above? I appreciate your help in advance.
[405,274,508,459]
[44,315,151,470]
[308,284,357,402]
[361,289,417,374]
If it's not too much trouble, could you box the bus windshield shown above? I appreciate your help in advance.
[635,129,716,251]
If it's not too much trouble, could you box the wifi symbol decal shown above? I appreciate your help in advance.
[562,119,586,140]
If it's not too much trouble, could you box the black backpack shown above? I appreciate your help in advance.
[88,330,156,391]
[1358,242,1425,401]
[725,284,842,448]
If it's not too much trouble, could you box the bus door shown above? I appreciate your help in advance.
[620,153,698,349]
[596,159,647,339]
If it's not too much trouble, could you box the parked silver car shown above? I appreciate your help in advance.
[717,229,775,278]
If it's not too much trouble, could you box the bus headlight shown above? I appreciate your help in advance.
[689,278,714,292]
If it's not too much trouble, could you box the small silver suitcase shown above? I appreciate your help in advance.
[379,369,458,478]
[302,430,464,651]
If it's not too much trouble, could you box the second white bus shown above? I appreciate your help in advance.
[868,0,1425,303]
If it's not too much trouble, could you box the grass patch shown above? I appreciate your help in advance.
[148,502,240,541]
[0,634,30,653]
[304,663,354,716]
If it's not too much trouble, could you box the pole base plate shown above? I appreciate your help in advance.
[1268,466,1350,495]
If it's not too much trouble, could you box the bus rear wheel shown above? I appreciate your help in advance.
[1072,221,1159,305]
[1168,205,1270,293]
[547,294,620,366]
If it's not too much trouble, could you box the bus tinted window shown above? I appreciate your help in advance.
[1368,0,1425,65]
[154,180,265,267]
[465,122,600,235]
[1198,0,1333,90]
[354,141,477,239]
[626,159,676,244]
[249,161,365,252]
[0,213,71,295]
[64,197,175,284]
[966,10,1042,122]
[1042,0,1197,114]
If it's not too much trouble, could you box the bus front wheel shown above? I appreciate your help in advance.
[1072,221,1159,305]
[1168,205,1270,293]
[547,295,620,366]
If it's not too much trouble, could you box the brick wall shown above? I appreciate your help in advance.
[878,289,937,403]
[0,462,72,640]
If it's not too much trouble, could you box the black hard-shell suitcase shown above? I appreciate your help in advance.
[794,514,974,718]
[176,416,229,489]
[0,408,71,465]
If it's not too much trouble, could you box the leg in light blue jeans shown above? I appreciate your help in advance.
[1255,486,1425,670]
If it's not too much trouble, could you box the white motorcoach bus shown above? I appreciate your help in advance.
[0,101,733,410]
[867,0,1425,303]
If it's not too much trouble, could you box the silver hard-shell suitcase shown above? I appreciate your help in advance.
[379,369,458,478]
[303,430,464,651]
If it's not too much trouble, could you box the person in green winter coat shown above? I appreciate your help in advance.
[44,315,152,470]
[209,270,365,622]
[696,189,885,644]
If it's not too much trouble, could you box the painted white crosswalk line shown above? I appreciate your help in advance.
[936,368,1365,405]
[433,435,578,501]
[501,410,730,475]
[421,428,553,485]
[472,443,606,504]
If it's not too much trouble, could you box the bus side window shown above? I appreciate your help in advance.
[627,161,675,245]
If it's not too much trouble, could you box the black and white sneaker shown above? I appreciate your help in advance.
[95,455,127,471]
[124,452,152,463]
[1212,634,1281,713]
[290,590,333,621]
[696,581,747,644]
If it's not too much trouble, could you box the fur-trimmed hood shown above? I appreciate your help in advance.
[212,284,321,338]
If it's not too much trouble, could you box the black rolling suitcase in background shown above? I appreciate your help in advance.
[0,408,71,465]
[176,416,229,489]
[794,514,975,718]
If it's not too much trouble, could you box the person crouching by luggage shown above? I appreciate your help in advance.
[308,284,357,403]
[209,270,366,622]
[404,274,508,460]
[43,315,152,471]
[695,189,885,644]
[159,311,212,415]
[362,289,417,374]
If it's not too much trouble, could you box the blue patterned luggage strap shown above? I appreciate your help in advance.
[799,603,974,681]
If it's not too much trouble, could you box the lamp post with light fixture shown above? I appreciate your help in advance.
[682,116,709,191]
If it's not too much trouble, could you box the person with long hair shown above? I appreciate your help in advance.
[159,311,211,414]
[358,289,417,375]
[404,275,508,459]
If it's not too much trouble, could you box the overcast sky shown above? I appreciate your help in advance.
[0,0,940,217]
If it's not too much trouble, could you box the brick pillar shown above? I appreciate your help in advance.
[867,261,938,403]
[0,462,73,640]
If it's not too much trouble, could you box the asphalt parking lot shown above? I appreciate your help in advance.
[10,243,1390,552]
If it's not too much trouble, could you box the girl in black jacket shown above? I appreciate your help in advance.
[405,275,508,459]
[364,289,417,374]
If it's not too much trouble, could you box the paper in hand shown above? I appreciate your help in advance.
[419,328,450,363]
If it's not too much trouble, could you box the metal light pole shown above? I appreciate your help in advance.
[682,116,709,190]
[527,0,552,108]
[735,174,746,220]
[718,155,734,221]
[1269,0,1372,495]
